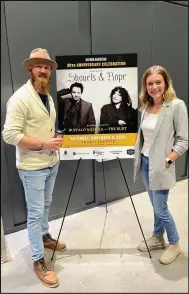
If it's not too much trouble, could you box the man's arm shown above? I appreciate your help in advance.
[18,136,63,150]
[57,88,72,99]
[87,105,96,126]
[2,97,28,146]
[2,97,62,150]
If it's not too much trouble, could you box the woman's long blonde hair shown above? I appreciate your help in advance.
[139,65,176,111]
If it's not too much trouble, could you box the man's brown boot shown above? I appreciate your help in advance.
[33,258,59,288]
[137,234,166,252]
[43,233,66,251]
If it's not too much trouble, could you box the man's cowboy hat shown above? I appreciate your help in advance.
[22,48,57,71]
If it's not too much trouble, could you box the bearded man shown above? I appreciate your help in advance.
[2,48,66,288]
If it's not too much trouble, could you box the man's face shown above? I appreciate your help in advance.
[29,64,51,95]
[71,87,82,101]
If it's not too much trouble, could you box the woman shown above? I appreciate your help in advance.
[100,86,137,133]
[134,65,188,264]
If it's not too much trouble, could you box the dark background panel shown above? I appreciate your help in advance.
[91,1,155,87]
[1,2,25,232]
[2,145,27,228]
[120,159,145,195]
[152,1,188,107]
[1,1,188,234]
[95,159,145,205]
[101,160,129,202]
[49,159,95,219]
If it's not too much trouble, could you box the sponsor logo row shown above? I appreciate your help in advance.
[60,148,135,158]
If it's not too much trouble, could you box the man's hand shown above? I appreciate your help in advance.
[43,137,63,150]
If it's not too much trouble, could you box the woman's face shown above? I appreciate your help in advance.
[146,73,166,101]
[112,90,122,104]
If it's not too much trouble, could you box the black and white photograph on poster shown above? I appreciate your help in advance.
[55,54,138,160]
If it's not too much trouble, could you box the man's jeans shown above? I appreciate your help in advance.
[140,154,179,244]
[18,162,59,261]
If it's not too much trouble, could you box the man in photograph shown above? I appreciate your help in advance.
[57,82,96,134]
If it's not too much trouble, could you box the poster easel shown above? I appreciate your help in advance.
[51,157,151,261]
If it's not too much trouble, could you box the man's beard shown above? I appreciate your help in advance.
[30,72,51,95]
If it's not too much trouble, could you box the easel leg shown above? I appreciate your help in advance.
[117,157,152,259]
[51,158,81,261]
[102,159,108,213]
[98,159,109,248]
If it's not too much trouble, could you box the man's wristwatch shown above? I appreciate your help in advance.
[165,158,173,168]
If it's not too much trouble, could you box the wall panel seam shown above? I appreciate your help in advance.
[160,1,189,7]
[2,1,14,93]
[1,1,15,230]
[150,1,156,65]
[89,1,92,55]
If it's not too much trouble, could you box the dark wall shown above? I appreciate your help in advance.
[1,2,14,231]
[1,1,188,234]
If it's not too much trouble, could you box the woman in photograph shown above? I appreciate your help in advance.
[100,86,137,133]
[134,65,188,264]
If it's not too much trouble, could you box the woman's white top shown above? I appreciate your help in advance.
[141,113,159,157]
